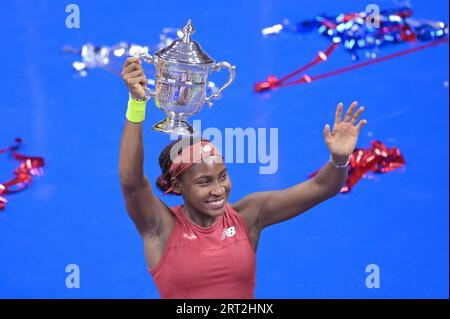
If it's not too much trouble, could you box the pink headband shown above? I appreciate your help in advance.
[163,141,222,195]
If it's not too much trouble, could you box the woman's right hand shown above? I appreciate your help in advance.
[121,57,148,100]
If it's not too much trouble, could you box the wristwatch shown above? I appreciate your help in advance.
[329,154,350,169]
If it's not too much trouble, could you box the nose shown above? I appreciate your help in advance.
[210,180,225,197]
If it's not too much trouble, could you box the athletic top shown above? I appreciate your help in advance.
[148,203,256,299]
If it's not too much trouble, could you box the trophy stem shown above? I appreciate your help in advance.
[152,112,196,136]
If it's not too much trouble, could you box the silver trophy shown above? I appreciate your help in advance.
[139,20,235,136]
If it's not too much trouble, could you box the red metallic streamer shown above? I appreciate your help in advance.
[0,138,45,210]
[254,37,449,92]
[308,141,405,193]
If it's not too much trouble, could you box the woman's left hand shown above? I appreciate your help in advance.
[323,101,368,164]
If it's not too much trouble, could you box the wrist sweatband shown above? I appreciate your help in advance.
[126,97,147,123]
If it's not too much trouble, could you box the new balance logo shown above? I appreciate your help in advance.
[221,226,236,240]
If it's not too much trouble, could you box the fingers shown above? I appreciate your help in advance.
[333,101,367,132]
[343,101,358,122]
[126,69,144,79]
[122,62,141,74]
[323,124,331,141]
[123,56,140,68]
[355,119,368,132]
[128,75,147,87]
[350,106,365,125]
[121,57,147,98]
[335,102,343,124]
[121,64,146,87]
[122,57,143,80]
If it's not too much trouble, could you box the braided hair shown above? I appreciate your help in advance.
[155,136,211,195]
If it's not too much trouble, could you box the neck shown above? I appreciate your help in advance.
[182,204,219,228]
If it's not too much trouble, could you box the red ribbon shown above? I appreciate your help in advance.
[254,38,448,92]
[309,141,405,193]
[0,138,45,210]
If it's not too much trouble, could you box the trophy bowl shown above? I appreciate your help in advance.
[139,19,235,136]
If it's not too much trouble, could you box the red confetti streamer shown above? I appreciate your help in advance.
[0,138,45,210]
[254,37,448,92]
[308,141,405,193]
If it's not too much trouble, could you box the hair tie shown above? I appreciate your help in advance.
[158,175,170,189]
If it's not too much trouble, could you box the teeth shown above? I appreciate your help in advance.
[207,199,224,205]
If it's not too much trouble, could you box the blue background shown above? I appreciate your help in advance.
[0,0,448,298]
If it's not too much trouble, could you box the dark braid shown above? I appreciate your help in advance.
[155,136,211,195]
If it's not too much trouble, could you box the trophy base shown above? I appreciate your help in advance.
[152,116,196,137]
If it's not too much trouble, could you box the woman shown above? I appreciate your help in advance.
[119,57,367,298]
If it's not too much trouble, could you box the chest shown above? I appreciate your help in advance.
[155,236,257,291]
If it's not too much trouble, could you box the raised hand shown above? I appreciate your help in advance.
[121,57,147,100]
[323,101,368,164]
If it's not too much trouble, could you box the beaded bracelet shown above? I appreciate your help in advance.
[329,154,350,169]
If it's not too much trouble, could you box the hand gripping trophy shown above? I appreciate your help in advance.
[139,20,235,136]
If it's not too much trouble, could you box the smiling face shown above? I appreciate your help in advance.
[171,155,231,224]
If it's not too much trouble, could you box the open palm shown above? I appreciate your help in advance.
[323,101,368,158]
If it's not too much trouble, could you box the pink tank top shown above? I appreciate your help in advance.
[148,203,256,299]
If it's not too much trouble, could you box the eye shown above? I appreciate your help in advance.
[219,173,228,181]
[197,179,210,185]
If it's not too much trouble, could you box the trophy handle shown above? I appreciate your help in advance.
[138,52,157,100]
[205,61,236,108]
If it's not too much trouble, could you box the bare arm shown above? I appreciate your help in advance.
[236,101,367,231]
[119,120,145,186]
[235,159,347,231]
[119,57,171,238]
